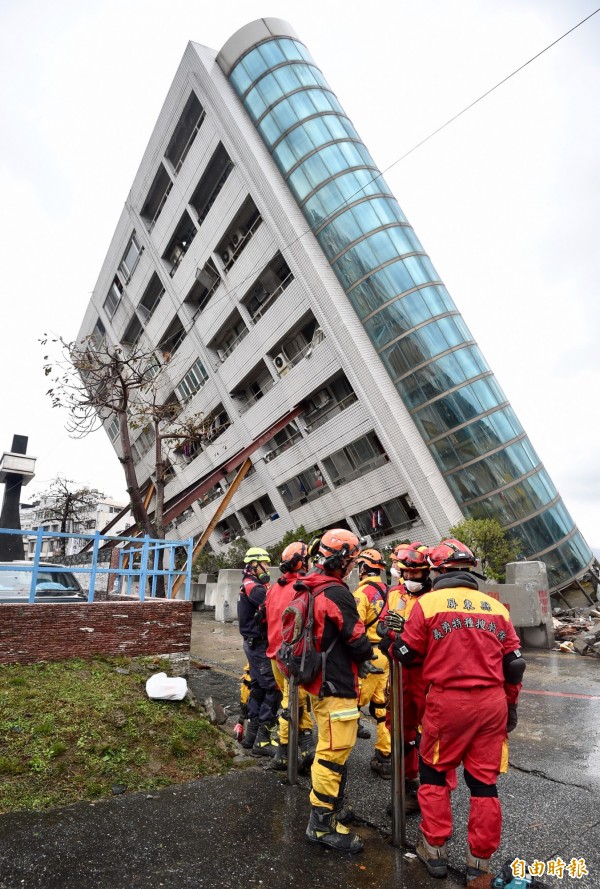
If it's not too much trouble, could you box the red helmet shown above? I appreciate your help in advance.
[428,538,477,570]
[280,541,308,572]
[356,548,386,572]
[392,544,429,571]
[318,529,360,568]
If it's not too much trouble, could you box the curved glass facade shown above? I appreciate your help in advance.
[226,33,593,590]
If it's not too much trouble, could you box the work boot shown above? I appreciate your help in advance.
[335,801,355,825]
[416,832,448,879]
[405,778,420,814]
[241,718,259,749]
[370,749,392,779]
[356,719,371,739]
[385,779,421,816]
[305,806,363,853]
[466,848,492,882]
[298,728,316,770]
[252,722,278,757]
[271,742,288,771]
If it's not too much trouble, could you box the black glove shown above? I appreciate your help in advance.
[383,611,405,633]
[358,659,385,678]
[507,703,518,733]
[379,633,394,656]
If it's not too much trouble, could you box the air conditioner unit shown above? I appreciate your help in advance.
[312,389,331,409]
[170,244,184,266]
[273,351,290,375]
[221,247,232,265]
[231,227,245,247]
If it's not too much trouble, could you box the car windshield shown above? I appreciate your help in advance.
[0,569,82,593]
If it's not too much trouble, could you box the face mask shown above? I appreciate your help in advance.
[257,568,270,584]
[390,567,401,580]
[404,580,423,594]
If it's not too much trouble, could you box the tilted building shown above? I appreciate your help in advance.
[78,17,593,592]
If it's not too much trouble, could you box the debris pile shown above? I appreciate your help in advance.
[552,606,600,657]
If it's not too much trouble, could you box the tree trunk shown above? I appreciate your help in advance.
[118,411,152,536]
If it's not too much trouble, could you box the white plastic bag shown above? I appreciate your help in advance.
[145,672,188,701]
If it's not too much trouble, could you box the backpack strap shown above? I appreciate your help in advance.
[361,580,388,629]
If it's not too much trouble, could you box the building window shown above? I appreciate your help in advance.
[271,314,323,376]
[104,277,123,318]
[278,465,328,511]
[107,415,120,442]
[230,361,274,413]
[213,311,249,362]
[138,273,164,323]
[185,260,220,312]
[163,211,197,276]
[141,164,173,230]
[190,143,234,224]
[159,315,186,359]
[264,421,302,462]
[244,252,293,322]
[217,197,262,273]
[165,92,206,173]
[205,406,231,442]
[303,373,358,432]
[352,495,420,541]
[132,425,155,462]
[323,432,389,488]
[119,232,143,282]
[176,358,208,404]
[91,319,106,348]
[123,315,143,349]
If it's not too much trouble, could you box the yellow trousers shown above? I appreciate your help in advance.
[308,694,359,810]
[358,646,391,755]
[271,659,313,744]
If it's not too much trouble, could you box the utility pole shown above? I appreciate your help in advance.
[0,435,37,561]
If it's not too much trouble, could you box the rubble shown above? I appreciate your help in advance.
[552,605,600,657]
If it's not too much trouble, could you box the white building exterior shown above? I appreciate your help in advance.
[77,19,592,590]
[19,497,130,560]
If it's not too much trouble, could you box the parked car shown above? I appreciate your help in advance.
[0,562,87,604]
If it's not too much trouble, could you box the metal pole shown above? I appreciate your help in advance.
[287,675,299,785]
[390,658,406,847]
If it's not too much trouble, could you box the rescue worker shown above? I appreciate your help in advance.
[237,546,281,756]
[265,541,316,771]
[352,548,391,778]
[387,538,525,881]
[298,529,374,853]
[379,542,432,811]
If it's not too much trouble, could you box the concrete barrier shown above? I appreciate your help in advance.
[482,561,554,648]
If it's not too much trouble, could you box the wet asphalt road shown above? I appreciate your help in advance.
[1,613,599,889]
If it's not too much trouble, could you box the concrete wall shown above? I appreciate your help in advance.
[0,601,192,665]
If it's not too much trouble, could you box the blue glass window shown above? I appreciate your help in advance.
[230,63,253,96]
[258,40,287,68]
[279,38,313,63]
[413,377,504,441]
[430,406,522,471]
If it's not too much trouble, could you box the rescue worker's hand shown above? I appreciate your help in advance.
[383,611,405,633]
[378,632,395,656]
[358,659,384,678]
[506,703,518,733]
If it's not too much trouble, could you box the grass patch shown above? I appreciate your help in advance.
[0,656,235,813]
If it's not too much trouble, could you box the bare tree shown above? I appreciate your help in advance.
[36,476,104,558]
[42,334,213,551]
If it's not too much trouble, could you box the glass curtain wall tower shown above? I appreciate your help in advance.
[217,19,593,590]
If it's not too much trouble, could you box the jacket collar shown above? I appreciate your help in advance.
[433,570,479,592]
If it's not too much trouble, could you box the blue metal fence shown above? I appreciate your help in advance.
[0,528,194,603]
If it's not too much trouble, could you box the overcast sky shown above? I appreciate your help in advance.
[1,0,598,548]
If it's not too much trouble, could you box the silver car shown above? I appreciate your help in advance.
[0,562,87,604]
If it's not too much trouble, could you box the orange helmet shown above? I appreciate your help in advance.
[428,538,477,570]
[392,544,430,571]
[280,541,308,572]
[356,548,386,573]
[318,529,360,569]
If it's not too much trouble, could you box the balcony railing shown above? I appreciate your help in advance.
[250,272,294,323]
[173,110,206,174]
[303,392,359,433]
[218,326,249,362]
[329,454,390,488]
[283,483,330,512]
[223,216,262,272]
[264,429,303,462]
